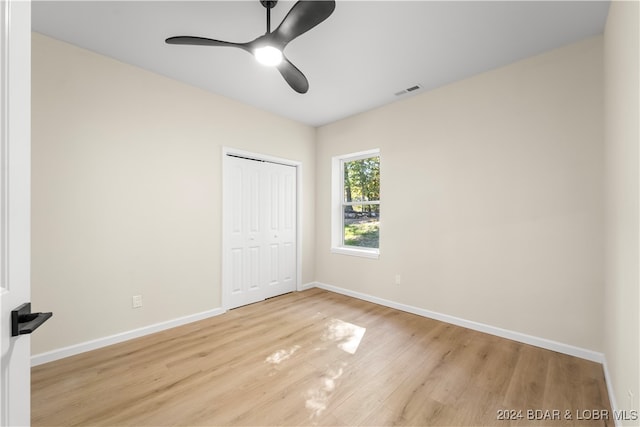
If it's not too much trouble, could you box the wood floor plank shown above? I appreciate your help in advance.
[31,288,612,426]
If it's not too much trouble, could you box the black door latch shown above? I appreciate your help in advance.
[11,302,53,337]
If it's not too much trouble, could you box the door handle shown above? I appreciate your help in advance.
[11,302,53,337]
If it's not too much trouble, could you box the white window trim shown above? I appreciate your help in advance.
[331,149,380,259]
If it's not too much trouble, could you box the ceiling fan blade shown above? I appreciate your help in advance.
[165,36,249,52]
[272,0,336,47]
[276,57,309,94]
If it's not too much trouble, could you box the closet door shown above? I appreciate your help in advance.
[224,155,296,309]
[263,161,297,300]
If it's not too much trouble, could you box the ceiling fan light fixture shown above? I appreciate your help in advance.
[165,0,336,92]
[254,45,283,66]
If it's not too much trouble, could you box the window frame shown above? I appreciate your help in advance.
[331,149,381,259]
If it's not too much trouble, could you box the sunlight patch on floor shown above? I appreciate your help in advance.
[304,318,366,420]
[265,345,301,365]
[322,318,366,354]
[305,363,346,419]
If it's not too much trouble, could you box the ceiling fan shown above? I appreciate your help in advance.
[165,0,336,94]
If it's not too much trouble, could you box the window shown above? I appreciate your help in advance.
[331,149,380,259]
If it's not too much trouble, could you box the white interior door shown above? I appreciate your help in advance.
[263,161,297,300]
[223,155,297,309]
[1,0,32,425]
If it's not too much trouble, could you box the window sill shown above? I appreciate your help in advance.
[331,246,380,259]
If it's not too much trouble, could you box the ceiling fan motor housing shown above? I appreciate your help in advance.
[260,1,278,9]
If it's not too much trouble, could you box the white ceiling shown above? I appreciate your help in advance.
[32,1,610,127]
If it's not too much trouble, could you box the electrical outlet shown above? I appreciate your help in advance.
[132,295,143,309]
[395,274,401,285]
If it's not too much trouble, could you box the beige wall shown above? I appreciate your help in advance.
[32,27,617,370]
[604,0,640,418]
[31,33,316,355]
[316,37,604,351]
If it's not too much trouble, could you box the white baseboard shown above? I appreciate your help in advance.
[602,356,621,427]
[310,281,605,363]
[298,281,318,291]
[31,307,226,367]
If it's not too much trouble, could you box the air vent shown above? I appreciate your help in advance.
[394,84,423,96]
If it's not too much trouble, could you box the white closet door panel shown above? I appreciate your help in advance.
[282,242,295,283]
[247,246,261,290]
[268,244,279,285]
[248,167,261,234]
[284,173,295,230]
[263,162,296,299]
[224,155,296,309]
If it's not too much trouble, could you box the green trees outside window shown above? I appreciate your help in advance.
[342,156,380,248]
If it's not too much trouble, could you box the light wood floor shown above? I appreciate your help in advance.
[32,288,612,426]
